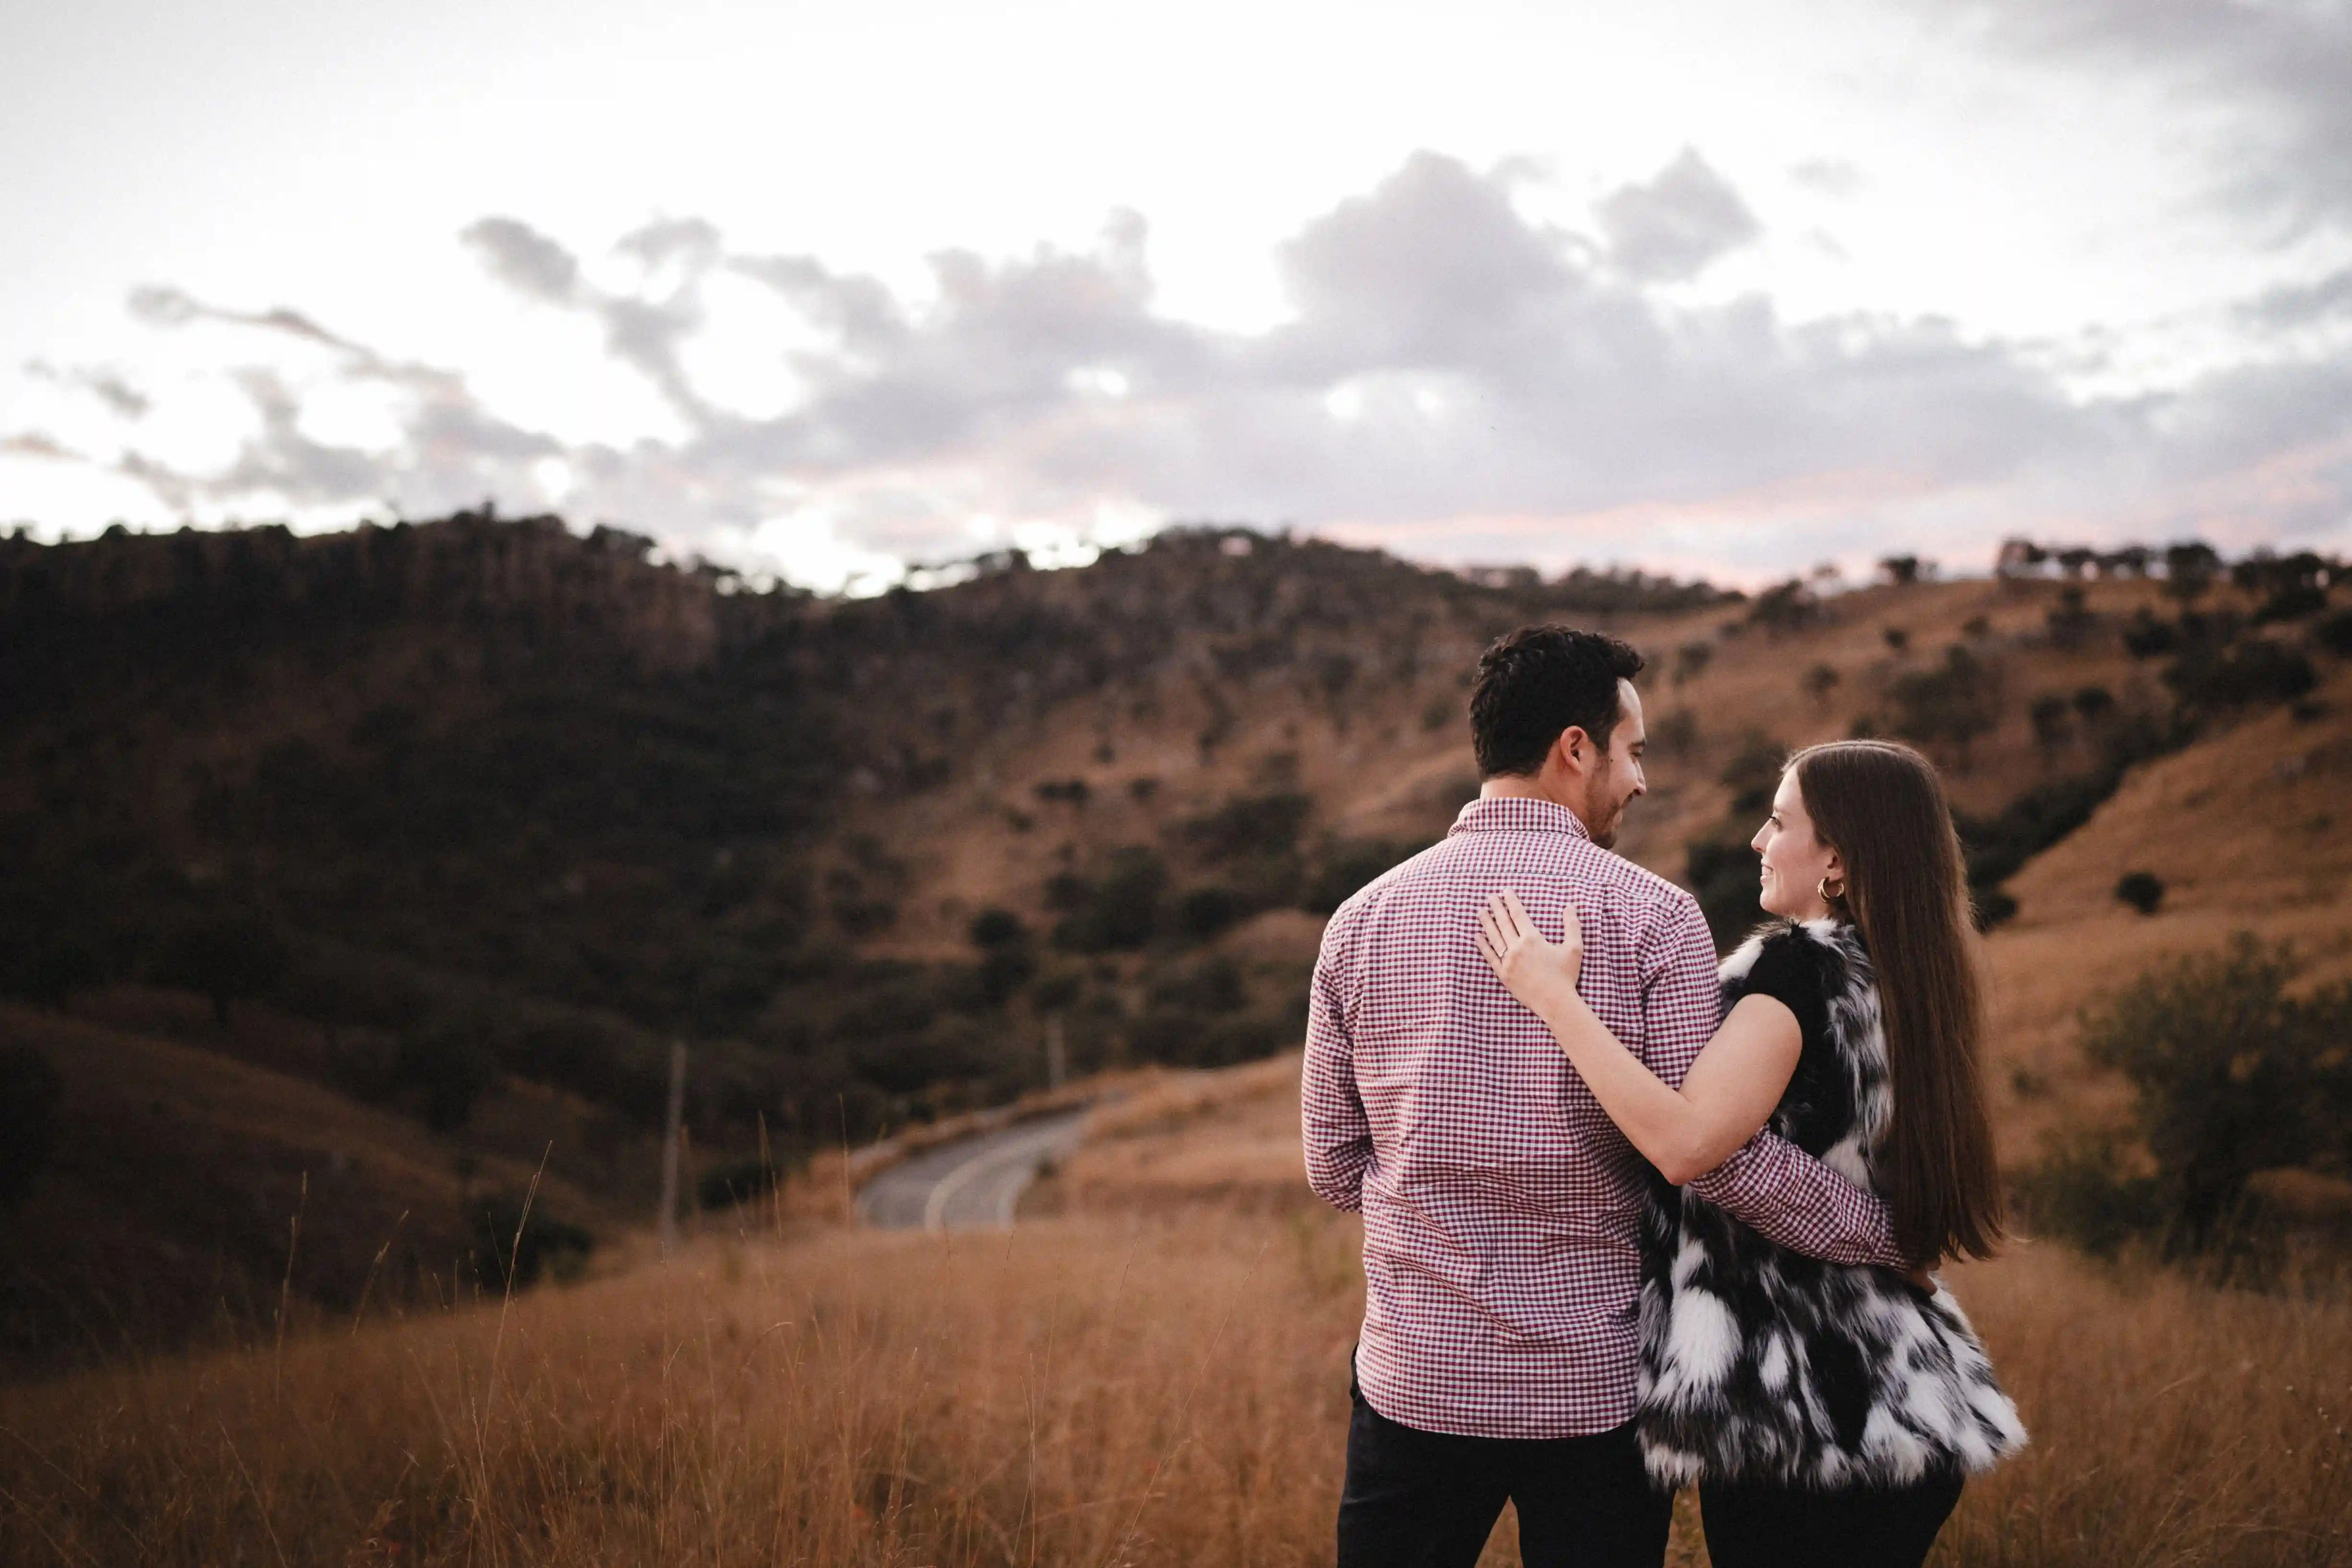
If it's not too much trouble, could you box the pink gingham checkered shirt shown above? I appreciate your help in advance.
[1304,796,1906,1439]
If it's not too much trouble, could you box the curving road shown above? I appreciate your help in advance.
[856,1108,1093,1232]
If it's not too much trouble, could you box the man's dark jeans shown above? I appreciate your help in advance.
[1337,1372,1672,1568]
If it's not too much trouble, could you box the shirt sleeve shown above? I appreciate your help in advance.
[1635,892,1722,1087]
[1688,1135,1909,1268]
[1301,912,1371,1213]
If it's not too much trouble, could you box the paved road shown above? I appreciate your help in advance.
[856,1108,1093,1232]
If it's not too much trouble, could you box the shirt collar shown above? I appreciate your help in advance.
[1447,794,1594,843]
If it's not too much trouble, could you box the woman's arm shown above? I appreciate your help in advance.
[1477,889,1802,1185]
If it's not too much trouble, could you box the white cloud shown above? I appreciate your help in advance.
[1943,0,2352,239]
[19,142,2352,586]
[1596,148,1764,282]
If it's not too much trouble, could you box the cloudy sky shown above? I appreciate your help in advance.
[5,0,2349,590]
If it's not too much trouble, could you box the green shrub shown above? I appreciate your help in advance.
[2045,586,2097,647]
[1718,733,1786,817]
[977,948,1036,1007]
[2255,584,2329,623]
[2122,608,2177,657]
[2165,637,2316,708]
[1049,847,1168,952]
[1128,1008,1291,1069]
[2015,1133,2163,1259]
[1743,579,1819,633]
[969,908,1028,949]
[2115,871,2166,915]
[1971,888,2019,932]
[1179,792,1311,863]
[1888,646,2002,766]
[1175,886,1243,941]
[2313,608,2352,658]
[1955,711,2189,925]
[968,908,1036,1004]
[1147,956,1247,1016]
[1957,772,2120,890]
[2029,693,2072,749]
[2025,936,2352,1257]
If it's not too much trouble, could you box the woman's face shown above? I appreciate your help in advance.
[1751,766,1842,920]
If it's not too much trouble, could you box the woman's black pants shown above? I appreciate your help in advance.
[1698,1468,1964,1568]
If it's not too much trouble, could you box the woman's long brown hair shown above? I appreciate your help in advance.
[1791,740,2004,1264]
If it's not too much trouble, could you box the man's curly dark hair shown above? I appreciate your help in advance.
[1468,625,1645,778]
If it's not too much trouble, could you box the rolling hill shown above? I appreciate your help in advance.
[4,512,2346,1368]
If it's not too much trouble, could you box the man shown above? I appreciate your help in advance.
[1303,625,1908,1568]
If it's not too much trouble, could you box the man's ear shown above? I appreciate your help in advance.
[1555,725,1593,773]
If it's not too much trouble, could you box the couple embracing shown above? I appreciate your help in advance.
[1304,625,2026,1568]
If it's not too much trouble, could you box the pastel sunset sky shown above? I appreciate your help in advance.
[5,0,2349,589]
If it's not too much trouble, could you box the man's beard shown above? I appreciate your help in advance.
[1576,779,1625,849]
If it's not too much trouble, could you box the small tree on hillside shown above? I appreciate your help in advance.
[1889,646,2003,769]
[968,907,1036,1006]
[2162,541,2222,604]
[2114,872,2166,915]
[2029,693,2073,755]
[2052,936,2352,1253]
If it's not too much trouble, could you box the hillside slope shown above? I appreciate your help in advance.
[1031,663,2352,1211]
[0,1001,630,1375]
[1982,660,2352,1159]
[6,515,2346,1364]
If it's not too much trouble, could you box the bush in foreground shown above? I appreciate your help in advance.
[2022,935,2352,1258]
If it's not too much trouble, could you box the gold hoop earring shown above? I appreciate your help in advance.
[1818,875,1846,905]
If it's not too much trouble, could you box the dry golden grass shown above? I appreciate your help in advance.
[1030,1055,1314,1216]
[5,1203,2349,1568]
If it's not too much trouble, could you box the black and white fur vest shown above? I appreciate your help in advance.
[1636,918,2027,1489]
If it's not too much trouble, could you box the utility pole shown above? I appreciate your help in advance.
[657,1039,687,1257]
[1045,1014,1067,1091]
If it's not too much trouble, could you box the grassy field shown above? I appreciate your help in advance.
[7,531,2351,1562]
[3,1198,2348,1568]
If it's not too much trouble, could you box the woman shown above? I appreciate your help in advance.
[1475,739,2025,1568]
